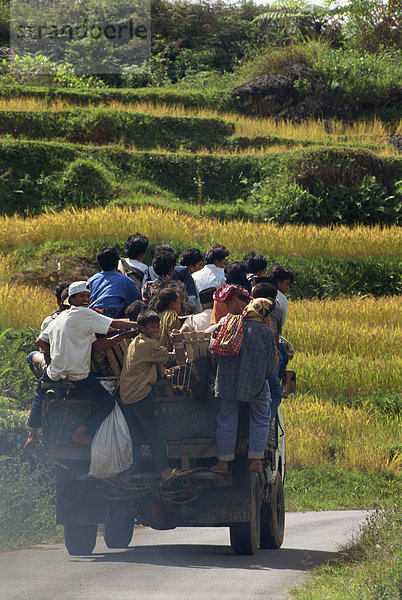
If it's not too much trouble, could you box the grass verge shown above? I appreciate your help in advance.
[0,436,62,551]
[290,506,401,600]
[285,467,400,512]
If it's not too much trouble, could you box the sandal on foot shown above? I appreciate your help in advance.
[210,463,228,474]
[249,460,263,474]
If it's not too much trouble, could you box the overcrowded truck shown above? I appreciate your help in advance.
[42,332,287,556]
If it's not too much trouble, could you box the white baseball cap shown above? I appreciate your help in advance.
[66,281,90,305]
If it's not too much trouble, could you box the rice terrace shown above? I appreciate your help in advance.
[0,0,400,598]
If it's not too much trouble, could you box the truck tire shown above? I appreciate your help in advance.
[230,473,261,555]
[64,523,97,556]
[103,518,135,549]
[260,473,285,549]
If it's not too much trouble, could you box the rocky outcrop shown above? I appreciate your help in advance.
[231,75,297,115]
[230,65,349,121]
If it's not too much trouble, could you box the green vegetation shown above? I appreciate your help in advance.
[290,506,401,600]
[0,139,400,223]
[0,439,61,550]
[0,108,233,149]
[285,467,400,512]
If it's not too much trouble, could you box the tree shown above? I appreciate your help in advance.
[337,0,402,52]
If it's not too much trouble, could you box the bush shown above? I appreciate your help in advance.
[41,158,116,211]
[233,41,402,113]
[285,256,401,298]
[252,176,401,226]
[0,54,105,89]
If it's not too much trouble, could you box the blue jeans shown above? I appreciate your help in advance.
[216,390,271,462]
[268,371,282,421]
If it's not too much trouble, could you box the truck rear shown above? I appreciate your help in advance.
[42,359,286,557]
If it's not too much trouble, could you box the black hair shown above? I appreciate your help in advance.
[252,282,277,301]
[137,310,160,328]
[151,243,177,260]
[97,246,119,271]
[204,244,229,265]
[60,287,70,306]
[125,299,146,321]
[124,233,149,259]
[267,265,294,283]
[154,289,179,313]
[244,252,268,275]
[179,248,203,268]
[252,275,278,288]
[55,281,70,304]
[199,287,214,306]
[153,251,176,277]
[224,261,252,293]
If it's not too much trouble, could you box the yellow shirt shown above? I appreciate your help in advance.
[159,309,181,351]
[120,333,169,404]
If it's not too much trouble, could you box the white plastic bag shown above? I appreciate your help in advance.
[88,402,133,479]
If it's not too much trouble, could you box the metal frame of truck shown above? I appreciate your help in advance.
[42,375,286,557]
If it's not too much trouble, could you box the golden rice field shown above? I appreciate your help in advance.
[0,283,54,329]
[285,296,402,397]
[0,96,400,150]
[0,205,400,259]
[285,395,401,473]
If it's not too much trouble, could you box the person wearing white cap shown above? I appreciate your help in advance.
[24,281,137,449]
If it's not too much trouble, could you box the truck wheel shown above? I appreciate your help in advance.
[103,518,135,549]
[230,473,261,555]
[260,473,285,549]
[64,523,97,556]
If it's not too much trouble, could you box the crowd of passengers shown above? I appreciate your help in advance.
[25,234,294,481]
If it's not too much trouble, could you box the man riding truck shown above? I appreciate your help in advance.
[24,281,137,450]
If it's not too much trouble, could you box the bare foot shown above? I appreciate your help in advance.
[249,459,263,473]
[23,429,37,451]
[71,425,93,446]
[210,460,228,474]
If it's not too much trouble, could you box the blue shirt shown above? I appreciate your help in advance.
[88,270,141,315]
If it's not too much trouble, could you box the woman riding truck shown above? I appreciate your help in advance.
[211,298,276,475]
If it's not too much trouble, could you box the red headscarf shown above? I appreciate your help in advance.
[213,284,251,304]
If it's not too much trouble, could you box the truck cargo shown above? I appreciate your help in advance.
[41,339,287,557]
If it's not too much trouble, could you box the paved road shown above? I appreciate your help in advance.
[0,511,366,600]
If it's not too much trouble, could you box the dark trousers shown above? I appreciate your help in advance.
[277,341,289,380]
[123,390,169,473]
[28,371,115,436]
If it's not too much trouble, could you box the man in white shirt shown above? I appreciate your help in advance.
[181,288,215,332]
[192,244,229,292]
[266,265,294,380]
[24,281,136,450]
[267,265,294,328]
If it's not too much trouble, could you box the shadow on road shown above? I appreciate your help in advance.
[74,544,336,572]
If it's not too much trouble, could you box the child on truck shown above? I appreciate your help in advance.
[120,310,176,481]
[154,289,182,351]
[24,281,137,450]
